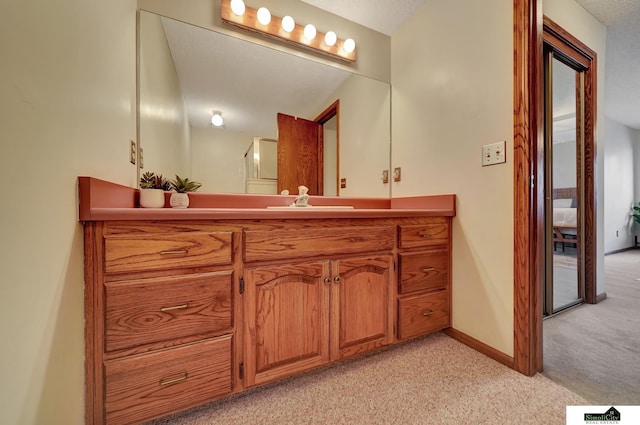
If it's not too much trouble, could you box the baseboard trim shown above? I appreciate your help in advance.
[605,247,635,255]
[596,292,607,303]
[444,328,514,369]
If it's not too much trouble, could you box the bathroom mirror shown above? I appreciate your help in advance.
[138,10,391,197]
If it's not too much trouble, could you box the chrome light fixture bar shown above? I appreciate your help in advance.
[220,0,356,62]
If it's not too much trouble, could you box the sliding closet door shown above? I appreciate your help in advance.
[543,50,585,315]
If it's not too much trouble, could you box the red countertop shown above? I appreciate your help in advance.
[78,177,456,221]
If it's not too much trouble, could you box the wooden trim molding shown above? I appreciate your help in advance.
[445,328,515,369]
[315,100,340,196]
[513,0,543,377]
[513,2,599,376]
[543,16,598,305]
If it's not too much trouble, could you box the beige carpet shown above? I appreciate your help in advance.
[543,249,640,404]
[553,252,577,269]
[146,333,586,425]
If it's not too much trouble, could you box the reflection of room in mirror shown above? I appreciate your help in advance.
[137,11,391,197]
[245,138,277,194]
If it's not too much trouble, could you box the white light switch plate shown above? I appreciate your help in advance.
[482,141,506,166]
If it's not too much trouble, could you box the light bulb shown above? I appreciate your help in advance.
[230,0,245,16]
[282,15,295,33]
[343,38,356,53]
[257,7,271,25]
[304,24,316,40]
[211,112,224,127]
[324,31,337,47]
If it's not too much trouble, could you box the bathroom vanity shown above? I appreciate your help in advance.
[79,177,455,425]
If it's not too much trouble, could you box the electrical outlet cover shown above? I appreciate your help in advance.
[482,141,506,166]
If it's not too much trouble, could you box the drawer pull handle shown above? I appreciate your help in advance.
[422,267,436,272]
[420,233,434,239]
[161,304,189,312]
[334,276,342,284]
[421,309,435,317]
[159,373,188,386]
[324,277,332,285]
[160,250,188,255]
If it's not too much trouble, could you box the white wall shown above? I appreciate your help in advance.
[544,0,607,293]
[191,127,253,193]
[553,141,577,189]
[391,0,514,355]
[636,131,640,213]
[316,75,391,198]
[139,11,191,178]
[0,0,137,424]
[604,117,637,252]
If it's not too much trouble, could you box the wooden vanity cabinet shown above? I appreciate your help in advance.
[84,216,451,424]
[331,256,393,361]
[84,222,239,425]
[396,219,452,340]
[242,223,394,386]
[243,255,393,387]
[243,261,329,386]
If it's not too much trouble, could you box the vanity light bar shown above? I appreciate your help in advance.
[220,0,356,63]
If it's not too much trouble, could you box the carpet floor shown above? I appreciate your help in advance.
[146,333,586,425]
[543,249,640,404]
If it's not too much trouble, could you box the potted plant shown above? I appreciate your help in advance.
[169,175,202,208]
[139,171,170,208]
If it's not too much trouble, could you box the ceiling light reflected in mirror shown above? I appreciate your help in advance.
[211,111,224,127]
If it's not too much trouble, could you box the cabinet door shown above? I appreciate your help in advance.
[244,261,330,386]
[330,256,392,360]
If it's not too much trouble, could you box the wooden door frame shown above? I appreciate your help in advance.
[513,1,598,375]
[315,100,340,196]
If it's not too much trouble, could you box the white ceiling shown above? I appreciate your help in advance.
[574,0,640,129]
[301,0,429,36]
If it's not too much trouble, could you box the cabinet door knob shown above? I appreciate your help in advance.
[422,267,436,272]
[324,277,332,285]
[421,309,434,317]
[333,276,342,284]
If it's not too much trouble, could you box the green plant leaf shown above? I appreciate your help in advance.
[170,175,202,193]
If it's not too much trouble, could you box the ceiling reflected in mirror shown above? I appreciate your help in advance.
[160,15,352,136]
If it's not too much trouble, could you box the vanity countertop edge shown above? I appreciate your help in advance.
[78,176,456,221]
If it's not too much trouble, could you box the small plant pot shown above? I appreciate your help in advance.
[139,189,165,208]
[170,192,189,208]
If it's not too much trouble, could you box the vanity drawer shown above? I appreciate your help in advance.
[104,232,232,274]
[398,249,449,294]
[243,226,395,262]
[398,221,449,249]
[105,272,233,352]
[398,290,449,340]
[105,335,232,425]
